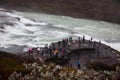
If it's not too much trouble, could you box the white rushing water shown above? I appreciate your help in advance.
[16,12,120,51]
[0,8,120,52]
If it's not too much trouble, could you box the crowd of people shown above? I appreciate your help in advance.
[26,36,102,69]
[27,36,90,56]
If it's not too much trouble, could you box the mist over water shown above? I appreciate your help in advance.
[0,8,120,53]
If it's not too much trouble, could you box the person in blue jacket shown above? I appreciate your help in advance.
[77,61,81,69]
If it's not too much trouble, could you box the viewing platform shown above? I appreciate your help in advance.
[24,36,120,70]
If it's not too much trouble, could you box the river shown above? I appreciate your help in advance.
[0,8,120,53]
[16,12,120,51]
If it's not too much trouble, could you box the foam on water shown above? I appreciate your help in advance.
[0,8,120,53]
[0,10,72,49]
[16,11,120,52]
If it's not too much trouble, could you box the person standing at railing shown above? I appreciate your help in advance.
[78,37,81,46]
[82,35,85,44]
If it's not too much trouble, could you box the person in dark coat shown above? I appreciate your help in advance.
[82,35,85,44]
[78,37,81,46]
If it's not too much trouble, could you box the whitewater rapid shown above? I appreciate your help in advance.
[0,8,120,53]
[16,11,120,52]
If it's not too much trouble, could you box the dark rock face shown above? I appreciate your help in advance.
[0,0,120,24]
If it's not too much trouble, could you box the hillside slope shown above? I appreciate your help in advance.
[0,0,120,24]
[0,51,35,80]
